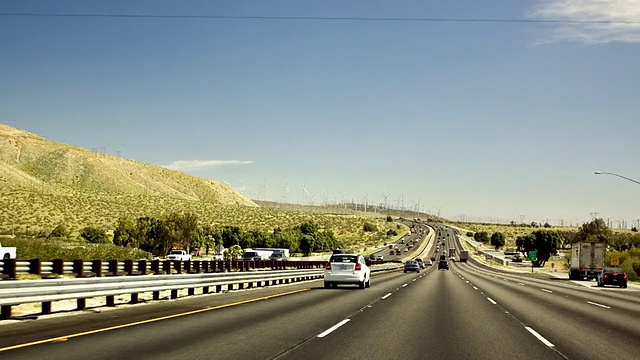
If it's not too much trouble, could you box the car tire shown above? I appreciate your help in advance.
[404,270,407,273]
[366,276,371,288]
[324,282,331,289]
[622,284,627,288]
[331,283,338,288]
[359,280,366,289]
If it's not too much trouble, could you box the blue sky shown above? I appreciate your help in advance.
[2,0,640,226]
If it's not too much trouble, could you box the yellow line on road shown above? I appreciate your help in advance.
[0,288,309,353]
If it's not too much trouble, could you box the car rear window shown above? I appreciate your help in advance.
[605,268,624,273]
[331,255,357,263]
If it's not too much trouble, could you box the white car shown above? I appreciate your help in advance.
[324,254,371,289]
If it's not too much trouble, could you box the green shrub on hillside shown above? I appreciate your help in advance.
[80,226,110,244]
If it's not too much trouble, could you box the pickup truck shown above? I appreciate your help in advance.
[0,243,17,260]
[166,250,192,261]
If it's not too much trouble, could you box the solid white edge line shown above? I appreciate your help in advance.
[587,301,611,309]
[487,297,497,305]
[381,293,392,300]
[525,326,555,347]
[317,319,351,338]
[541,289,553,293]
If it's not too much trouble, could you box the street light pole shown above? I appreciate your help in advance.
[594,171,640,185]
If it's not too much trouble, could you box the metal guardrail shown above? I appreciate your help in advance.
[0,259,325,280]
[0,268,324,320]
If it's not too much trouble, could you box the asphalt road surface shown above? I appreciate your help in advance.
[0,225,638,360]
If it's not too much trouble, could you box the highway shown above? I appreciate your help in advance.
[0,225,639,359]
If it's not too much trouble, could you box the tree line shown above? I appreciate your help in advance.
[469,219,640,268]
[78,212,341,256]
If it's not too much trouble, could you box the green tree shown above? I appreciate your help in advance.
[474,231,489,243]
[576,218,611,243]
[113,218,135,247]
[224,244,242,260]
[490,232,506,250]
[299,234,316,256]
[386,215,393,222]
[80,226,110,244]
[518,230,560,267]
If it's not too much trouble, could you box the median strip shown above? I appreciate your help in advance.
[317,319,350,338]
[587,301,611,309]
[524,326,555,347]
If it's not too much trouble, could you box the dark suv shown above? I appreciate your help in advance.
[596,267,628,288]
[438,260,449,270]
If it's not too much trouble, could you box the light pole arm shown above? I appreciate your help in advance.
[594,171,640,186]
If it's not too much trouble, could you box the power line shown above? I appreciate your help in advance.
[1,13,639,24]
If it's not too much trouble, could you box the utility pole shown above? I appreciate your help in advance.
[519,215,525,225]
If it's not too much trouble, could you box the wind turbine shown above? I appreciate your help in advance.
[303,183,313,205]
[282,183,290,203]
[222,179,231,187]
[239,180,246,194]
[262,180,269,201]
[363,193,369,212]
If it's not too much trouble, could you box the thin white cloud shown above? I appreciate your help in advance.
[528,0,640,44]
[163,160,253,171]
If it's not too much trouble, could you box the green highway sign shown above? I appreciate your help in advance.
[528,251,537,261]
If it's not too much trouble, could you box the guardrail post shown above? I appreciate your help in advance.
[188,288,195,296]
[137,260,147,275]
[108,260,118,276]
[193,260,201,273]
[151,259,160,274]
[124,260,134,275]
[1,259,15,279]
[106,295,115,307]
[29,259,41,276]
[162,260,171,274]
[170,290,178,299]
[52,259,63,276]
[92,260,102,277]
[173,261,182,274]
[184,260,191,274]
[203,286,209,294]
[1,306,11,320]
[153,291,160,300]
[130,293,139,304]
[77,298,86,310]
[202,260,209,273]
[73,260,84,278]
[41,302,52,314]
[225,260,231,272]
[216,284,222,293]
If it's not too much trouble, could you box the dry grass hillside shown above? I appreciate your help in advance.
[0,123,258,232]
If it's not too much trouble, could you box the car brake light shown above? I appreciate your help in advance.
[613,272,618,276]
[603,274,609,278]
[355,262,362,271]
[325,262,331,270]
[623,274,628,280]
[598,268,602,273]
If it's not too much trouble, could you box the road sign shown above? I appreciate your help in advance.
[610,255,620,266]
[528,251,537,261]
[214,244,225,254]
